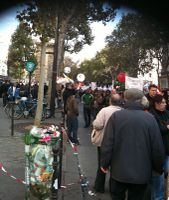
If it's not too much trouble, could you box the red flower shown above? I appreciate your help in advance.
[39,135,51,142]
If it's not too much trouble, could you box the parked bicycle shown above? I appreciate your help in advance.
[7,97,47,120]
[4,100,13,116]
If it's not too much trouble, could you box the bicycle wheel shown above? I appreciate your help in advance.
[8,104,23,119]
[41,106,47,121]
[29,105,46,121]
[4,102,12,117]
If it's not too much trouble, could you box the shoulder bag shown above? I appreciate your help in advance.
[91,128,104,146]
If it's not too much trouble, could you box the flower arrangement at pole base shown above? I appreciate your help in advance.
[24,125,61,200]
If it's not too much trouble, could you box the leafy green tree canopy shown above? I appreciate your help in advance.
[7,22,37,79]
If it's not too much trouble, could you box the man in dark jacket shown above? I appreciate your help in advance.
[0,79,10,106]
[100,88,165,200]
[145,84,158,110]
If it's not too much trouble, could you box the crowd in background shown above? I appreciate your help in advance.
[1,78,169,199]
[0,79,48,106]
[60,82,169,200]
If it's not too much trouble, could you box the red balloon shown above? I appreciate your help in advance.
[117,72,125,82]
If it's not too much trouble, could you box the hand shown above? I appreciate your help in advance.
[167,125,169,129]
[100,167,109,173]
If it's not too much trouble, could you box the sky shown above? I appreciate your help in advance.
[0,6,20,61]
[67,10,125,63]
[0,6,135,63]
[68,20,118,63]
[0,6,158,84]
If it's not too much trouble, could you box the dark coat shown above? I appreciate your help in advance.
[62,88,76,113]
[145,93,154,110]
[65,95,79,117]
[149,107,169,155]
[101,102,165,184]
[31,84,38,99]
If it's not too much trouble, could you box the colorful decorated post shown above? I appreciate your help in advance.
[24,125,62,200]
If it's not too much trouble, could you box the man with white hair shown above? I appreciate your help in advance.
[100,88,165,200]
[92,93,122,193]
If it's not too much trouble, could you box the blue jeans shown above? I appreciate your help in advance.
[67,115,78,143]
[151,172,165,200]
[164,156,169,174]
[83,106,91,127]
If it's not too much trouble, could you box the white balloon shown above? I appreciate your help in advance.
[64,67,71,74]
[77,73,85,82]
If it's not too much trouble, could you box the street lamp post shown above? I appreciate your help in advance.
[25,61,36,98]
[28,72,32,98]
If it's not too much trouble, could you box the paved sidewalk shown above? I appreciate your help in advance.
[0,99,111,200]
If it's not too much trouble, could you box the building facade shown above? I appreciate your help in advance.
[0,61,7,77]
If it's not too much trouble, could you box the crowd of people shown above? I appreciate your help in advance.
[61,83,169,200]
[1,78,169,199]
[0,79,48,106]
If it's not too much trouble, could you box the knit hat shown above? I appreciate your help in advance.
[124,88,144,101]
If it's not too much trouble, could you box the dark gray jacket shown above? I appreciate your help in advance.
[101,102,165,184]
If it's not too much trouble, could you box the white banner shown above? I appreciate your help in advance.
[125,76,143,91]
[91,82,97,90]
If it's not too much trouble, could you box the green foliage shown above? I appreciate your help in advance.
[7,22,37,79]
[65,19,94,53]
[23,132,60,145]
[105,13,169,77]
[16,0,117,57]
[76,56,109,83]
[64,0,117,53]
[23,133,36,145]
[16,1,56,42]
[78,12,169,82]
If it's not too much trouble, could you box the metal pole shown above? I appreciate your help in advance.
[58,128,63,188]
[28,72,32,99]
[51,145,59,200]
[11,102,14,136]
[25,145,30,200]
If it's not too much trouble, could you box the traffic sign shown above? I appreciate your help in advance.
[25,61,36,72]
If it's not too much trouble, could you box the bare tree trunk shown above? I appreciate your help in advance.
[50,4,78,117]
[34,41,47,126]
[50,15,59,117]
[46,79,52,109]
[57,23,66,76]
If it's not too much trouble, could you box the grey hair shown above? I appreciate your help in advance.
[124,88,149,107]
[134,96,149,108]
[140,96,149,108]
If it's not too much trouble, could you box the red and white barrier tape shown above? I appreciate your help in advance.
[0,128,91,197]
[0,162,26,184]
[61,127,78,154]
[0,162,78,189]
